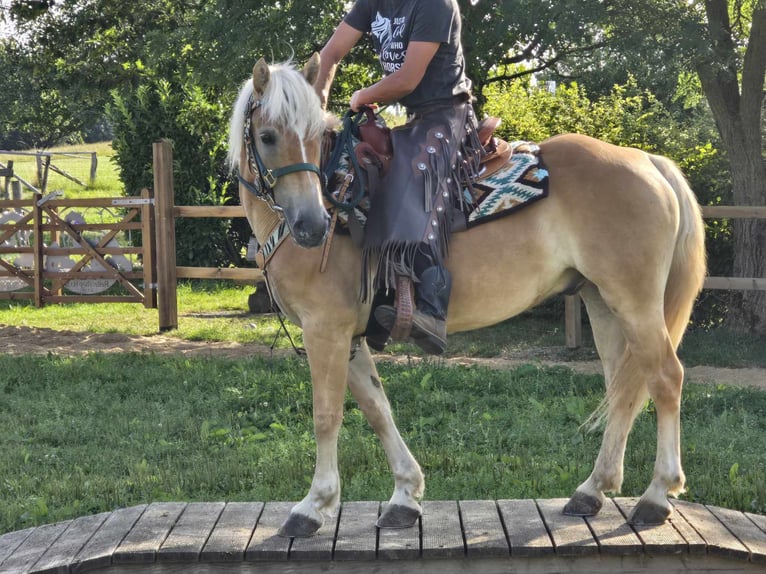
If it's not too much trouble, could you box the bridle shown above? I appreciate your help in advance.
[239,94,325,213]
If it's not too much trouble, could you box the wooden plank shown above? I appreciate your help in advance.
[32,193,44,307]
[158,502,225,563]
[747,512,766,563]
[459,500,509,557]
[704,276,766,291]
[112,502,186,564]
[0,521,70,573]
[535,498,598,556]
[421,500,464,559]
[0,527,35,568]
[377,502,420,560]
[670,499,749,560]
[289,509,339,562]
[30,513,109,574]
[701,205,766,218]
[707,505,766,564]
[200,502,262,562]
[175,267,264,281]
[497,499,554,557]
[612,497,690,555]
[173,205,246,218]
[584,498,642,555]
[333,501,379,561]
[244,501,293,562]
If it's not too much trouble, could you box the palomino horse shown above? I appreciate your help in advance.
[228,55,707,537]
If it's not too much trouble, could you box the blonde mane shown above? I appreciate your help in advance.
[227,61,327,172]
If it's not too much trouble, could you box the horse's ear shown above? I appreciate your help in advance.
[302,52,321,87]
[252,58,270,96]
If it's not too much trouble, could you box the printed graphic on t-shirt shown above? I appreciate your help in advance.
[371,11,406,73]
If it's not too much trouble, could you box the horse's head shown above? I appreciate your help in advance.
[228,54,330,248]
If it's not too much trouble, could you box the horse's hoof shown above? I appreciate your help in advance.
[628,500,671,525]
[563,491,603,516]
[277,513,323,538]
[377,504,420,529]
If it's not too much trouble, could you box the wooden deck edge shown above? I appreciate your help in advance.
[0,498,764,574]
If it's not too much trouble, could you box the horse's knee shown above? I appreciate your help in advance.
[313,412,343,435]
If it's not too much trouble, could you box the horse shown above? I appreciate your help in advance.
[228,54,707,538]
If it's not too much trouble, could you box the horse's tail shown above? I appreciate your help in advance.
[649,154,707,348]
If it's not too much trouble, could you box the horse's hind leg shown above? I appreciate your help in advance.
[346,340,424,528]
[624,320,686,525]
[567,285,685,525]
[564,284,649,516]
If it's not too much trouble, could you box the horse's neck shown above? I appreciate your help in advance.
[249,199,284,245]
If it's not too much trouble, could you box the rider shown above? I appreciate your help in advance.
[315,0,480,355]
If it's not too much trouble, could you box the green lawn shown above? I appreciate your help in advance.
[0,353,764,535]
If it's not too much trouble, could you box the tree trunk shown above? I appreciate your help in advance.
[697,0,766,333]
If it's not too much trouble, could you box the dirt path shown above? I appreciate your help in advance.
[1,325,764,389]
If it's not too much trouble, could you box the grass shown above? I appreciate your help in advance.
[0,353,763,535]
[0,142,124,199]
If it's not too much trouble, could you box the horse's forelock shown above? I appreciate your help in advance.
[260,62,326,140]
[227,61,327,173]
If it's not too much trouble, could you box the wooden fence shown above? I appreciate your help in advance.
[0,191,156,307]
[0,150,98,195]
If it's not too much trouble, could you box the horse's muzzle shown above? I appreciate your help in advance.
[289,210,330,248]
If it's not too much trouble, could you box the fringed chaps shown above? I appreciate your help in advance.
[362,99,481,300]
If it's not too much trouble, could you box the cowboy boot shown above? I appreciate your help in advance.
[375,265,451,355]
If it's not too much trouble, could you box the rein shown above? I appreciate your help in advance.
[240,94,325,212]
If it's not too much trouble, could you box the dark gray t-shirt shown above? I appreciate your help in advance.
[344,0,471,111]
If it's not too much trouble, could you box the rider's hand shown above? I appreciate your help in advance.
[350,89,378,112]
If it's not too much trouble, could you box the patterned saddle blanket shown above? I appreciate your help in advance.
[328,140,549,234]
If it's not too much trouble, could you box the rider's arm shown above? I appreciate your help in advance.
[350,41,440,111]
[316,22,363,109]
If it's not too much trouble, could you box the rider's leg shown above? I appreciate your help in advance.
[375,245,452,355]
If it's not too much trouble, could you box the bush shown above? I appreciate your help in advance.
[109,75,247,267]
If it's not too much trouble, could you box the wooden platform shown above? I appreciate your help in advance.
[1,498,765,573]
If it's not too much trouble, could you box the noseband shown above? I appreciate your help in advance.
[240,94,325,212]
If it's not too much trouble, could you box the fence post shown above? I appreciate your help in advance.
[1,160,12,199]
[33,193,45,307]
[565,294,582,349]
[141,187,158,309]
[153,140,178,331]
[89,152,98,184]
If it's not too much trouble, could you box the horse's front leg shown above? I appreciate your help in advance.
[278,325,353,538]
[346,340,424,528]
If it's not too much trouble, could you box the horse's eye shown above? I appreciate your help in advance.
[260,132,276,145]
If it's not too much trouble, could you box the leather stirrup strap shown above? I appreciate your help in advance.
[390,275,415,341]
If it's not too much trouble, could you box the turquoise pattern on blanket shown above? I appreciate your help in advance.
[467,141,549,224]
